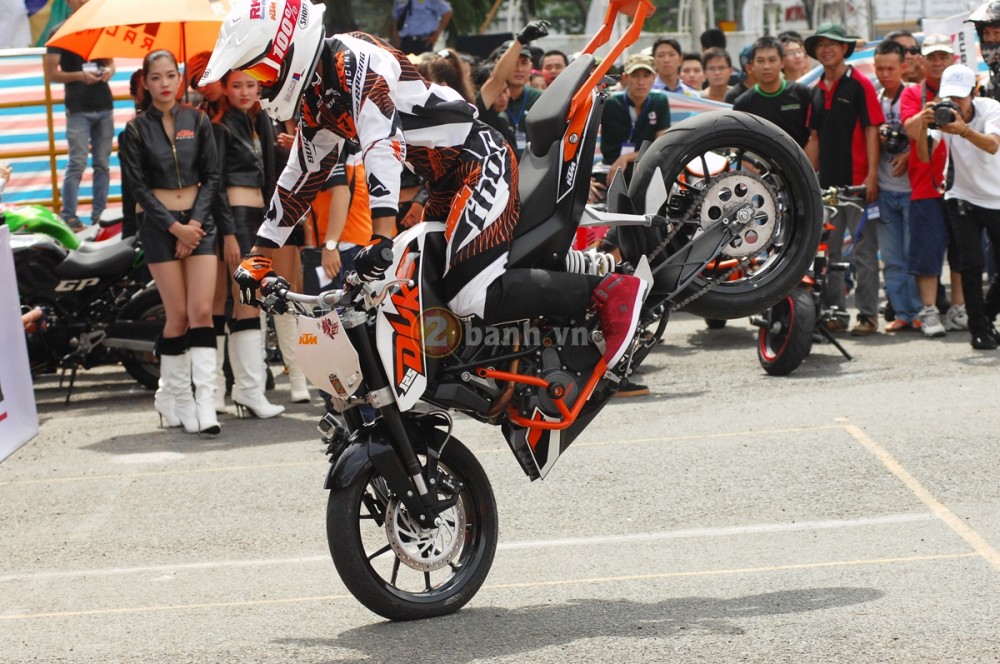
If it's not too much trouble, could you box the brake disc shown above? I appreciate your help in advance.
[385,494,467,572]
[698,171,779,258]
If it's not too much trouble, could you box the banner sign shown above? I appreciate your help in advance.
[0,225,39,463]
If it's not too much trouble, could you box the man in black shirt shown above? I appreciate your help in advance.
[43,0,115,230]
[733,37,814,150]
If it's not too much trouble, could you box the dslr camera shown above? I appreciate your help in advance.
[879,122,907,154]
[929,100,960,128]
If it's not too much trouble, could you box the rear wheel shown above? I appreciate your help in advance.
[757,287,815,376]
[622,111,823,320]
[119,287,163,389]
[326,433,498,621]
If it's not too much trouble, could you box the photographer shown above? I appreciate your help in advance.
[915,64,1000,349]
[874,41,921,331]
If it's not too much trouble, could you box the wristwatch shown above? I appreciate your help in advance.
[324,240,339,251]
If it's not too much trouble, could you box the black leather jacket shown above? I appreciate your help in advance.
[212,107,277,234]
[119,104,220,232]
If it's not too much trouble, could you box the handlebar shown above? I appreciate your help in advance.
[261,277,350,308]
[821,185,866,204]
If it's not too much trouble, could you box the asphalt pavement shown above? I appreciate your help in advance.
[2,311,1000,663]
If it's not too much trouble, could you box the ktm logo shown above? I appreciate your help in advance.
[299,333,318,345]
[175,129,195,140]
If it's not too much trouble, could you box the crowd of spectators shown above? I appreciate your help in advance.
[32,0,1000,428]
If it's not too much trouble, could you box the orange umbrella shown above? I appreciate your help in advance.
[45,0,237,64]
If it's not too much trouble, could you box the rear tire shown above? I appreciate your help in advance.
[119,287,163,390]
[327,433,498,621]
[623,111,823,319]
[757,287,815,376]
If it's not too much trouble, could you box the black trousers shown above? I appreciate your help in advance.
[945,198,1000,335]
[483,269,602,326]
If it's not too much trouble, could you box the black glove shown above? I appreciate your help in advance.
[352,235,394,283]
[517,19,550,46]
[233,254,275,306]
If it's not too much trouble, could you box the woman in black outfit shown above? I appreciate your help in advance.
[212,70,286,418]
[119,49,221,435]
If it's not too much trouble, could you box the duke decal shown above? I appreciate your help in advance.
[384,282,423,395]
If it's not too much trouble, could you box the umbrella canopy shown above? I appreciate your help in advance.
[45,0,236,63]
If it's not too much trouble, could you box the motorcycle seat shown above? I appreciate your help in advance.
[525,54,595,159]
[55,236,137,279]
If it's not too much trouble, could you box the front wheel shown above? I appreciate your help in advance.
[326,433,498,621]
[757,287,815,376]
[623,111,823,319]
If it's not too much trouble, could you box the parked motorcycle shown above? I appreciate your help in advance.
[256,0,822,621]
[4,203,164,399]
[751,186,865,375]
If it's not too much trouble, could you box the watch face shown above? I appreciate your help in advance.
[325,241,338,251]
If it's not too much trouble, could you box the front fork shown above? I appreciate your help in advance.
[344,321,443,527]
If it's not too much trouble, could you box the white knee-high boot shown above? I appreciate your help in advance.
[154,335,198,433]
[229,318,284,419]
[189,327,221,436]
[213,316,228,413]
[274,313,310,403]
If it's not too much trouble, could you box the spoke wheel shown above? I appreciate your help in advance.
[326,433,497,621]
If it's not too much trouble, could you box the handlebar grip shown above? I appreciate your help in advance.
[378,247,394,262]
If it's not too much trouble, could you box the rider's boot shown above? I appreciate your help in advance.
[229,318,285,419]
[274,312,310,403]
[213,316,228,413]
[591,273,647,370]
[189,326,222,436]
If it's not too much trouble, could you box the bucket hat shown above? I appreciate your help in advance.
[804,23,859,59]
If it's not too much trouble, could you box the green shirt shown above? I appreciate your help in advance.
[599,90,671,164]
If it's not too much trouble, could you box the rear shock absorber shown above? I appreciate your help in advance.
[565,248,616,276]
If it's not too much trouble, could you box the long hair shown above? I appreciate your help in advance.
[139,49,179,111]
[422,49,474,103]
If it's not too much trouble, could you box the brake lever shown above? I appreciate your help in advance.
[363,279,415,310]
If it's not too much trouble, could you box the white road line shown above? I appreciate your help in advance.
[496,513,938,550]
[0,513,936,583]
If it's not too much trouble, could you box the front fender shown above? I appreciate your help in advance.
[323,441,372,491]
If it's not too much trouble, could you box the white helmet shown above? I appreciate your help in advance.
[200,0,326,121]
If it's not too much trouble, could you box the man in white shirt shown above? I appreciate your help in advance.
[916,64,1000,349]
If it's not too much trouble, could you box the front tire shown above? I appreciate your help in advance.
[326,433,498,621]
[623,111,823,320]
[757,287,815,376]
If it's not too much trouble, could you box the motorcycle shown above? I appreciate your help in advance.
[4,203,164,400]
[751,186,865,375]
[257,0,822,621]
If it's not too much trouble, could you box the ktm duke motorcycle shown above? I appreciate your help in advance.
[752,186,865,375]
[257,0,823,621]
[4,204,164,398]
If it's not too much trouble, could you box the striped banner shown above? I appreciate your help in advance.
[0,48,143,220]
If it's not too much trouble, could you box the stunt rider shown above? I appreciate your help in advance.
[200,0,647,373]
[968,1,1000,100]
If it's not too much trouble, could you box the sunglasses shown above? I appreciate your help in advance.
[902,46,921,55]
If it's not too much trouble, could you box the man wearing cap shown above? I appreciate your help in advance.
[914,63,1000,349]
[901,33,968,338]
[391,0,452,56]
[503,39,544,157]
[600,53,671,183]
[804,23,884,335]
[724,45,757,104]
